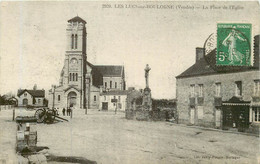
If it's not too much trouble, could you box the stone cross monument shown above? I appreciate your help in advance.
[142,64,152,110]
[145,64,151,88]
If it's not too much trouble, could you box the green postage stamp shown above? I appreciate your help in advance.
[217,23,252,66]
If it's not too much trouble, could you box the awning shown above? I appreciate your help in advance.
[222,96,250,106]
[222,103,250,106]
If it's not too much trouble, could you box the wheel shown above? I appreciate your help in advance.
[35,109,45,123]
[46,109,55,124]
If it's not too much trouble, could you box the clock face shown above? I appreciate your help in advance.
[70,58,78,64]
[70,58,78,71]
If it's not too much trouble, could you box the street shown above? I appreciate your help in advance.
[0,108,259,164]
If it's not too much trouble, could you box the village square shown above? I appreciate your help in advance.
[0,1,259,164]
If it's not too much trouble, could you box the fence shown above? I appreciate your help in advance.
[0,105,15,110]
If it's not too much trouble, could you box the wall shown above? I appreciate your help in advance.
[34,97,45,106]
[18,91,33,106]
[103,77,124,90]
[90,85,100,109]
[176,70,260,128]
[0,105,15,110]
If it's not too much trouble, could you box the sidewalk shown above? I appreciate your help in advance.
[166,122,259,137]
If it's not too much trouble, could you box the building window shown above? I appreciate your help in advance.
[24,93,27,97]
[254,80,260,96]
[105,82,107,89]
[235,81,242,96]
[253,107,260,122]
[94,95,96,102]
[69,73,71,81]
[115,82,117,89]
[58,95,60,101]
[73,73,75,81]
[75,34,78,49]
[118,96,120,102]
[198,84,203,97]
[75,73,78,81]
[38,99,41,104]
[215,83,221,97]
[190,84,195,97]
[71,34,74,49]
[110,81,112,88]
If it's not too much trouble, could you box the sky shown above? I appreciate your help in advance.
[0,1,259,99]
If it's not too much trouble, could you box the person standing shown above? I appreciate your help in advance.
[62,108,65,116]
[66,107,69,116]
[70,106,73,118]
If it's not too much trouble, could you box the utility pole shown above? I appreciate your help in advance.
[52,85,56,109]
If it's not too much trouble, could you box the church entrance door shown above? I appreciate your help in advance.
[67,91,77,108]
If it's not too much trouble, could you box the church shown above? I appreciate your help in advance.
[48,16,126,109]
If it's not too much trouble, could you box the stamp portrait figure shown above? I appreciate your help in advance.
[222,27,246,64]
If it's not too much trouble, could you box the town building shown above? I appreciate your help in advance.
[176,35,259,133]
[48,16,126,109]
[99,90,128,111]
[17,88,45,107]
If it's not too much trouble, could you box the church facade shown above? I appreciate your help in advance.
[48,16,126,109]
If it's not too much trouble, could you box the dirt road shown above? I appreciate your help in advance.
[0,108,259,164]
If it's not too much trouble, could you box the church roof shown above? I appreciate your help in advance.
[86,61,124,77]
[95,65,123,77]
[17,89,45,97]
[176,35,259,78]
[68,16,86,24]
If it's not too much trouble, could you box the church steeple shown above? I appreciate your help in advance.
[68,16,87,24]
[66,16,86,52]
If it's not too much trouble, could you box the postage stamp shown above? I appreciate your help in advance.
[216,23,252,66]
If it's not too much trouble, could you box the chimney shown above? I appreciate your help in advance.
[196,47,205,62]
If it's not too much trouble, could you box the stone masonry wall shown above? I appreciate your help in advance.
[176,70,260,128]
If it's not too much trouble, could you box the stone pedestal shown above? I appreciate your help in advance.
[142,87,152,110]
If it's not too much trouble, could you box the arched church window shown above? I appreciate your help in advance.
[110,81,112,88]
[71,34,74,49]
[115,82,117,89]
[69,73,72,81]
[75,34,78,49]
[76,73,78,81]
[94,95,96,101]
[73,73,75,81]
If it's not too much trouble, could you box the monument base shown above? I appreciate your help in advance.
[142,87,152,110]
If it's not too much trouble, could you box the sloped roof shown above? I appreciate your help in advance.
[176,35,259,78]
[87,61,124,77]
[95,65,123,77]
[68,16,86,24]
[17,89,45,97]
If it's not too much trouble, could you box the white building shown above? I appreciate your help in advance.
[99,90,128,111]
[17,89,45,107]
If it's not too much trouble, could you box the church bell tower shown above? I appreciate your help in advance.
[64,16,87,108]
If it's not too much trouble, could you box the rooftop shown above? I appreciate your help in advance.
[176,35,259,78]
[17,89,45,97]
[68,16,86,24]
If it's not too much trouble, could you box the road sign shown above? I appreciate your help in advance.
[111,99,117,103]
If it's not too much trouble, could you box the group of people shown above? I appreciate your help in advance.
[62,107,72,116]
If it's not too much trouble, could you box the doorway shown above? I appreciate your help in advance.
[102,102,108,110]
[67,91,77,108]
[190,107,195,124]
[23,98,28,106]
